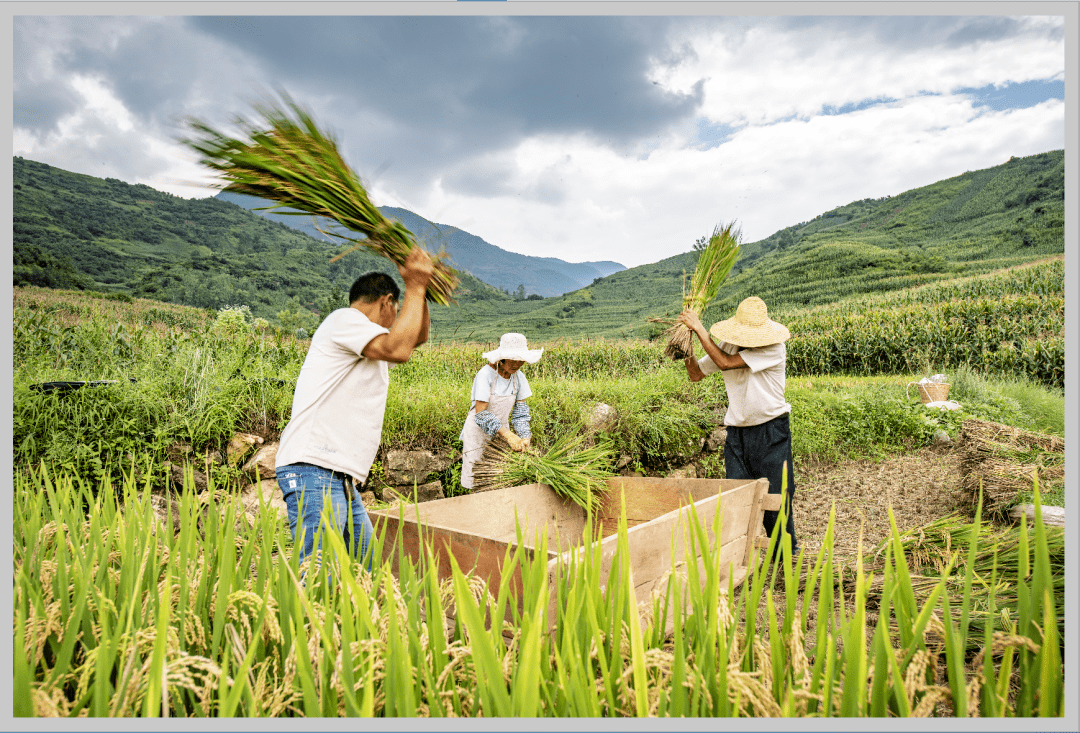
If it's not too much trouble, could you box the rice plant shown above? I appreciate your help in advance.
[13,461,1064,718]
[654,221,741,359]
[181,92,459,304]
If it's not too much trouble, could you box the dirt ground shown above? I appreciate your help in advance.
[793,444,969,561]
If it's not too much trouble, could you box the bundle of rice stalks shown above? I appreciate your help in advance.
[651,222,741,360]
[182,93,459,304]
[471,433,615,513]
[956,419,1065,515]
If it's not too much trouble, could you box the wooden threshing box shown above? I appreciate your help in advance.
[369,476,781,632]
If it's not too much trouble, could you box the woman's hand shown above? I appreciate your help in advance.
[499,428,526,451]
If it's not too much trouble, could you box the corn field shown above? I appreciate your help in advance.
[779,260,1064,387]
[13,465,1064,717]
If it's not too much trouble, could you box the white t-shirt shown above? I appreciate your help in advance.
[698,341,791,428]
[276,308,390,482]
[470,364,532,405]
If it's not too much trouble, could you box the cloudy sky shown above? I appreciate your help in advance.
[12,11,1068,268]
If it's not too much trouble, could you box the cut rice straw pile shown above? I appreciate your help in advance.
[471,433,615,513]
[181,92,459,304]
[956,419,1064,515]
[652,221,741,360]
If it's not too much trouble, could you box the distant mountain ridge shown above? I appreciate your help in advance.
[213,192,625,297]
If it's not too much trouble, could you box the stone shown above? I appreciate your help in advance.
[667,465,698,480]
[704,426,727,453]
[615,454,633,470]
[165,461,209,492]
[1010,504,1065,527]
[240,479,290,523]
[386,480,445,504]
[227,432,264,465]
[242,442,279,481]
[360,491,376,506]
[148,493,183,535]
[385,449,451,485]
[585,402,618,432]
[932,430,953,447]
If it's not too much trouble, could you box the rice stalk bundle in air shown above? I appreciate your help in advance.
[181,93,459,305]
[470,433,615,513]
[652,221,741,360]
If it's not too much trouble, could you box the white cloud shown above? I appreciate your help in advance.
[417,95,1063,267]
[659,17,1064,127]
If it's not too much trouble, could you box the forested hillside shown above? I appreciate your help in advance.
[12,157,510,333]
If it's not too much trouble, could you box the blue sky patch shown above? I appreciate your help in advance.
[821,96,901,116]
[959,79,1065,111]
[692,118,739,149]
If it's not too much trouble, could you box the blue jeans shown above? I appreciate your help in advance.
[275,462,375,572]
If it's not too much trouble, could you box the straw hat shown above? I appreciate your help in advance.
[483,333,544,364]
[709,297,790,348]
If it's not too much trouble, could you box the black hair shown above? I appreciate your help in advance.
[349,272,400,305]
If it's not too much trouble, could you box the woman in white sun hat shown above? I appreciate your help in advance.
[459,333,544,490]
[678,297,799,558]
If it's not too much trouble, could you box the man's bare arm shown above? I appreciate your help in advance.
[677,310,747,370]
[362,248,433,363]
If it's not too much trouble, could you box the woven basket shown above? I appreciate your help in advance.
[907,381,951,404]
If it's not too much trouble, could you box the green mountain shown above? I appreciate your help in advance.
[425,150,1065,342]
[13,149,1064,343]
[12,156,510,331]
[213,191,625,297]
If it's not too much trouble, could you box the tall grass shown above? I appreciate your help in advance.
[13,464,1064,717]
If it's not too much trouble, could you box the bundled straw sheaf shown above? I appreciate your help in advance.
[651,222,741,360]
[470,433,615,513]
[955,419,1064,515]
[182,93,459,304]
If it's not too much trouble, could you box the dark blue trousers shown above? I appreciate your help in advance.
[724,413,797,548]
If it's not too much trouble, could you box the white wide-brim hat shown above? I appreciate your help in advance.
[483,333,544,364]
[709,297,790,348]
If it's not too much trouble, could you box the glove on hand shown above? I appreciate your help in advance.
[499,428,526,452]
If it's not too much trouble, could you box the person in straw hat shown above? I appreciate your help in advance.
[678,297,799,556]
[459,333,544,490]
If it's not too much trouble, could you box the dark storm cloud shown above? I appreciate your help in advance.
[12,19,81,134]
[177,16,707,199]
[188,16,703,140]
[943,17,1027,48]
[12,83,81,134]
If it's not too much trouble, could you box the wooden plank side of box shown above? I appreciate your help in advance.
[373,482,587,554]
[545,478,761,628]
[594,477,758,537]
[372,510,532,602]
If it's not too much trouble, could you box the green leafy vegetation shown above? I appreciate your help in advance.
[12,156,506,331]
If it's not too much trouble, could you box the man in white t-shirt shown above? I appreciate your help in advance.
[275,247,433,572]
[678,296,799,557]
